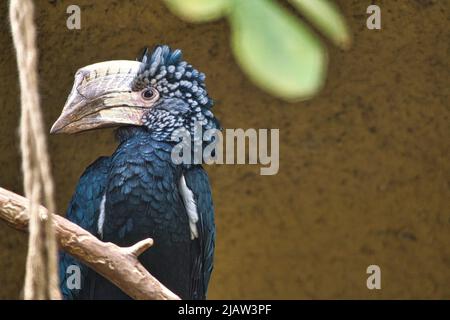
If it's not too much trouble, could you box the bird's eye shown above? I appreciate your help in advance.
[142,88,156,100]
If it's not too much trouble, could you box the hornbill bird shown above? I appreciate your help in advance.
[52,45,218,300]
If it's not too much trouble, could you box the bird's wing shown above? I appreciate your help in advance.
[59,156,110,299]
[183,166,215,299]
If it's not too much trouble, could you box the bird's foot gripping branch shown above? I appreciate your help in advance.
[0,187,180,300]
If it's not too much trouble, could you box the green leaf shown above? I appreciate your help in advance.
[164,0,228,22]
[288,0,351,49]
[229,0,327,101]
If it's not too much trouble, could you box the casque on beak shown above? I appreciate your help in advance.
[51,60,159,134]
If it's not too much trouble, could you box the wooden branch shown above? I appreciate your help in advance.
[0,187,180,300]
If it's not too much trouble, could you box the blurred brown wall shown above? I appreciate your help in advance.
[0,0,448,299]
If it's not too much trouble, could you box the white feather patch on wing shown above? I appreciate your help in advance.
[179,174,199,240]
[97,193,106,239]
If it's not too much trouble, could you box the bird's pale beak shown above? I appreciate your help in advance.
[51,60,158,134]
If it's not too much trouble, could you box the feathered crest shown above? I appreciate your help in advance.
[138,45,183,70]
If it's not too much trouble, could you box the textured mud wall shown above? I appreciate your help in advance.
[0,0,448,299]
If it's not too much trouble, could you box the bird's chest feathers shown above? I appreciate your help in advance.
[97,134,199,243]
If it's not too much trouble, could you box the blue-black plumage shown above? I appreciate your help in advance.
[54,45,218,299]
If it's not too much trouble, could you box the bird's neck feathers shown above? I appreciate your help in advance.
[114,126,149,144]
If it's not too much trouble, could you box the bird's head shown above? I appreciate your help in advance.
[51,45,219,142]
